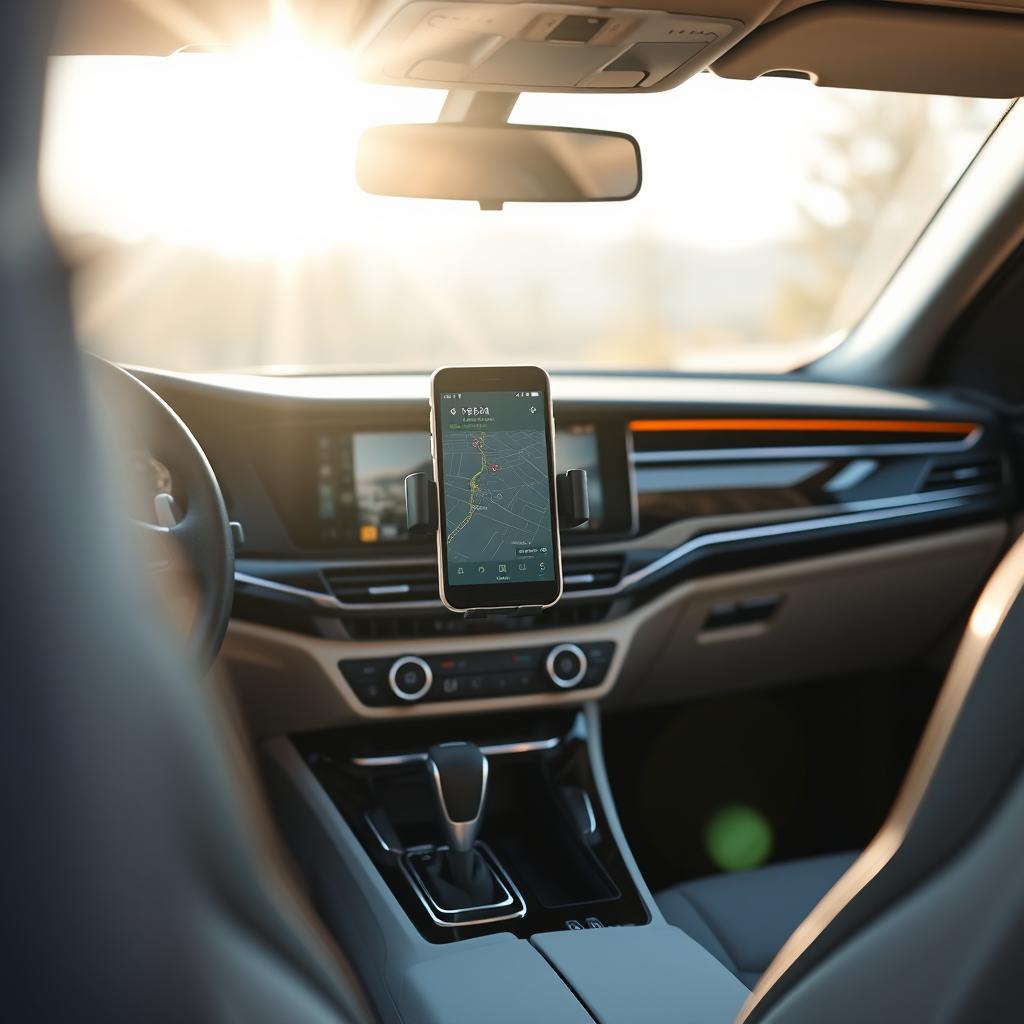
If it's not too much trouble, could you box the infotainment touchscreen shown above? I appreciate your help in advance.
[315,430,430,545]
[556,423,604,528]
[312,424,606,547]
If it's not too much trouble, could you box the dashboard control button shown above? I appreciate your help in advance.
[439,675,464,699]
[580,642,615,688]
[508,650,541,670]
[582,642,614,665]
[513,671,538,693]
[388,656,433,702]
[352,678,389,705]
[546,643,588,689]
[339,659,392,706]
[341,659,384,681]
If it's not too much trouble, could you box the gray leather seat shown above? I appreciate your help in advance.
[657,852,857,988]
[740,535,1024,1022]
[655,527,1024,1023]
[3,7,371,1023]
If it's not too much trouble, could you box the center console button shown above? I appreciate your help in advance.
[512,671,536,693]
[545,643,588,689]
[582,642,614,665]
[466,674,488,697]
[339,659,392,706]
[439,675,464,699]
[388,656,433,702]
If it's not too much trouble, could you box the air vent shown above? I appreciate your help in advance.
[325,555,623,604]
[921,457,1002,492]
[323,564,439,604]
[343,598,612,640]
[561,555,624,592]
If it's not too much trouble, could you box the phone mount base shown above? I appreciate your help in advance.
[404,468,590,620]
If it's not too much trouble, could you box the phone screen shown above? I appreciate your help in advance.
[433,370,561,610]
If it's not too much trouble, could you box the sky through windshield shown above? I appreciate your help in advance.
[41,51,1008,373]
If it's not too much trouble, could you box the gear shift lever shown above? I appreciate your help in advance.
[407,741,520,922]
[426,742,489,890]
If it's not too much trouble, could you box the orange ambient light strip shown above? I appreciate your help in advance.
[628,418,981,439]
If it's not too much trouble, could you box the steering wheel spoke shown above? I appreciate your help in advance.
[131,519,185,575]
[90,355,234,669]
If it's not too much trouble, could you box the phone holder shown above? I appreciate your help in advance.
[405,469,590,619]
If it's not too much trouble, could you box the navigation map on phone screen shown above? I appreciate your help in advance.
[439,390,555,587]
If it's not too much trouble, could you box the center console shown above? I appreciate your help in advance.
[263,706,750,1024]
[339,640,614,707]
[291,709,649,942]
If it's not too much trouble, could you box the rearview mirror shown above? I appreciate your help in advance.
[356,123,641,208]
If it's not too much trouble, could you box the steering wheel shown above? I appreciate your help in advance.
[87,355,234,670]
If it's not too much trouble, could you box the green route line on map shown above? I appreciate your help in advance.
[446,431,488,544]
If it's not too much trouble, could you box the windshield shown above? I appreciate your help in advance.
[41,52,1007,374]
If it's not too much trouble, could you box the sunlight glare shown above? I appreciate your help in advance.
[40,28,1008,375]
[42,20,443,258]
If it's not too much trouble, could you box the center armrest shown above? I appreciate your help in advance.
[532,923,750,1024]
[400,937,594,1024]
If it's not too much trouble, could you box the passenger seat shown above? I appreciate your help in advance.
[656,852,857,988]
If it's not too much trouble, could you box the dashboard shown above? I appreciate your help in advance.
[135,368,1016,733]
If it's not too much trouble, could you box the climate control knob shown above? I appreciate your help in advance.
[388,655,433,702]
[545,643,588,689]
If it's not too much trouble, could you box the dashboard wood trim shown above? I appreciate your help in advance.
[628,417,980,438]
[631,439,981,462]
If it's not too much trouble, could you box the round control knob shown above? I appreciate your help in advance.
[388,655,433,702]
[545,643,588,689]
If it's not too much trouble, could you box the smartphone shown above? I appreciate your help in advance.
[430,365,562,613]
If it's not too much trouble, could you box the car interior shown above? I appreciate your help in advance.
[9,1,1024,1021]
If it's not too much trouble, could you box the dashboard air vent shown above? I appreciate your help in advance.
[342,598,612,641]
[325,555,624,604]
[561,555,624,593]
[921,457,1002,493]
[323,564,439,604]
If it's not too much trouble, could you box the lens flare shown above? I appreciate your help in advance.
[704,803,774,872]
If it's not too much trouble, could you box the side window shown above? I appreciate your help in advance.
[931,245,1024,405]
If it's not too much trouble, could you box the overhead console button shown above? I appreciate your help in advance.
[358,3,741,92]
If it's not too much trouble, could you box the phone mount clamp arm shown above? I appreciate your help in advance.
[404,469,590,619]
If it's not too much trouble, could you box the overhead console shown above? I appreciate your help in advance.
[355,1,742,91]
